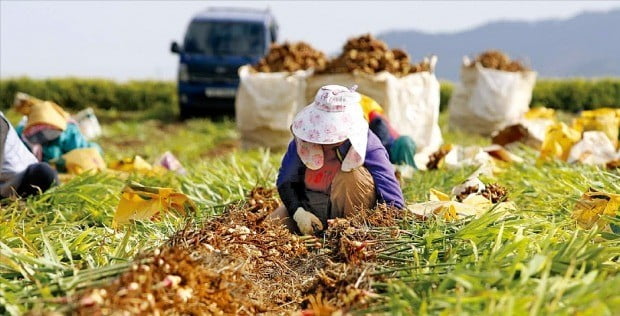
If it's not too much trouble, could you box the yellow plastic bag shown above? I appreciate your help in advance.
[524,107,555,120]
[429,188,450,201]
[108,155,166,176]
[62,148,106,175]
[572,188,620,231]
[109,155,152,172]
[408,200,469,221]
[410,189,491,221]
[538,122,582,163]
[572,108,619,148]
[113,183,196,228]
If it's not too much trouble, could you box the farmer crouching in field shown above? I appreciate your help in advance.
[13,93,102,172]
[359,94,417,170]
[268,85,405,235]
[1,112,58,199]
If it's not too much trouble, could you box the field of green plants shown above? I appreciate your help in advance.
[1,104,618,315]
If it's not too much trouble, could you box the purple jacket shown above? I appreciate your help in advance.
[277,130,405,216]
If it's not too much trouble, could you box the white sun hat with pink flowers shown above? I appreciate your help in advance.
[291,85,369,172]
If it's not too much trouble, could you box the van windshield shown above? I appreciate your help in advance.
[183,21,265,57]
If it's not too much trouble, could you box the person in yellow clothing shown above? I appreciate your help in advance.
[358,94,417,169]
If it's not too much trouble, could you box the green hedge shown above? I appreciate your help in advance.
[1,77,618,113]
[439,82,453,112]
[0,77,176,111]
[439,79,619,112]
[530,79,620,112]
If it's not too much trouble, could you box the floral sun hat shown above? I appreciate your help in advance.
[292,85,369,172]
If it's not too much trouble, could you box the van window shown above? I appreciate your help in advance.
[184,21,265,57]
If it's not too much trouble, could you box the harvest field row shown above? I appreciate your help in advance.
[1,111,619,315]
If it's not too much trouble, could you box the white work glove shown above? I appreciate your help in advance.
[293,207,323,235]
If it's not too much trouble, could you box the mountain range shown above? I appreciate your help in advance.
[378,8,620,81]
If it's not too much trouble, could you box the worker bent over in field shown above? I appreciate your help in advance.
[1,112,58,199]
[268,85,404,235]
[13,93,102,172]
[359,94,417,170]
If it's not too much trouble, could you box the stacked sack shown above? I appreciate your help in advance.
[236,42,326,149]
[449,50,537,136]
[308,34,443,158]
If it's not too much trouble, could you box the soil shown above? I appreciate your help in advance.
[200,140,240,159]
[455,183,509,203]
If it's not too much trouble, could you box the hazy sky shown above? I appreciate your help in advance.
[1,1,618,81]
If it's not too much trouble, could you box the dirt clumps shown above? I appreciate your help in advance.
[471,50,528,72]
[319,34,431,77]
[455,183,509,203]
[252,42,327,73]
[74,188,406,315]
[426,147,451,170]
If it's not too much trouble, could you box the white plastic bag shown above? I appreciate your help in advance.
[73,108,102,140]
[449,61,537,136]
[306,56,442,155]
[568,131,619,165]
[235,65,312,149]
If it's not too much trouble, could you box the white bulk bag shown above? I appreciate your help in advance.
[449,60,537,136]
[235,65,312,149]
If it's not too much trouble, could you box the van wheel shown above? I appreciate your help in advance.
[179,105,192,120]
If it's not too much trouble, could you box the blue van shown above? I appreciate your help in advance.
[171,7,278,118]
